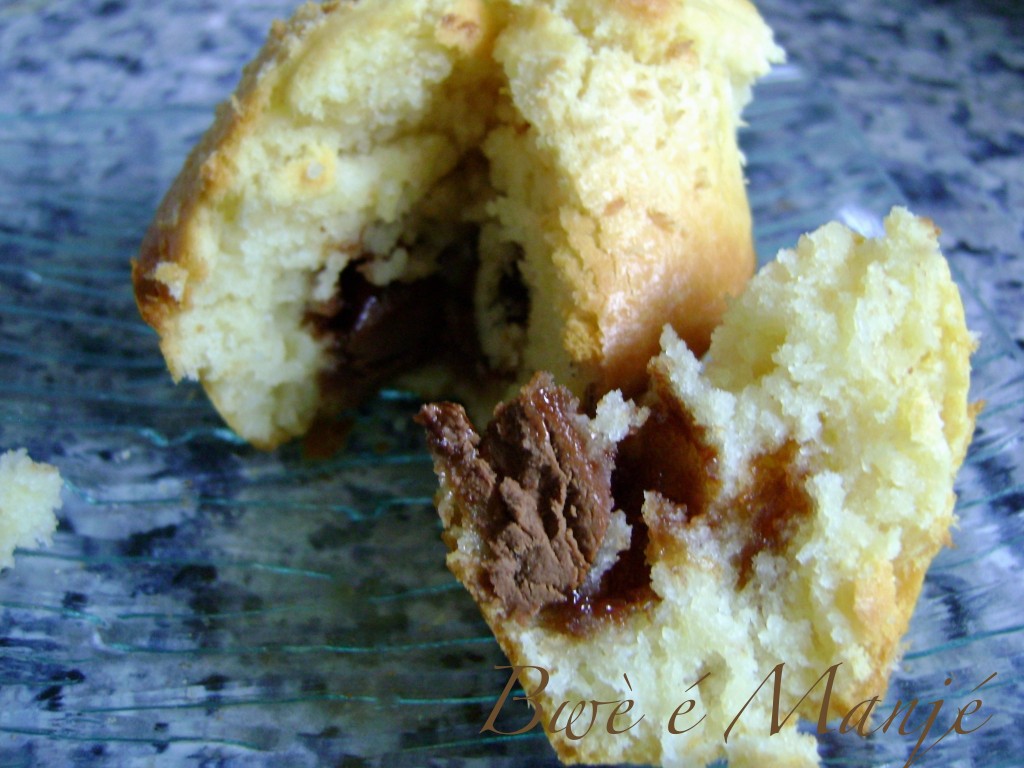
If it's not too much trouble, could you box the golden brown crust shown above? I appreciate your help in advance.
[132,3,341,342]
[583,170,756,399]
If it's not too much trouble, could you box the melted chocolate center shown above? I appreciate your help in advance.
[305,233,530,410]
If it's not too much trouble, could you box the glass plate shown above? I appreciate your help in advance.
[0,64,1021,767]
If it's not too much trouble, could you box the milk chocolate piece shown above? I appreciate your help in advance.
[418,373,615,620]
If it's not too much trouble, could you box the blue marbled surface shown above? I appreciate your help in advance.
[0,2,1022,767]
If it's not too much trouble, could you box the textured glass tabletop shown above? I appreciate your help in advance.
[0,65,1021,767]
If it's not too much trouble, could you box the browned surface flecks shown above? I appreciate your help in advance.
[418,373,617,621]
[130,255,176,330]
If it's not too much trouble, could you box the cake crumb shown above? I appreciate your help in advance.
[0,449,63,570]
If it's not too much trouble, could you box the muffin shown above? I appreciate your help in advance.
[419,208,977,766]
[133,0,782,448]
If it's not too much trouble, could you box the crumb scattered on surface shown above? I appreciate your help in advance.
[0,449,63,570]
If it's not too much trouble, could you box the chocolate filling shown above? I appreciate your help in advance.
[731,443,811,589]
[537,400,716,635]
[607,404,811,594]
[307,267,448,407]
[418,373,616,622]
[537,395,729,634]
[419,371,813,637]
[305,232,530,409]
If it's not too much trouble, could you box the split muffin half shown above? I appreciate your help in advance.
[133,0,782,447]
[419,208,977,767]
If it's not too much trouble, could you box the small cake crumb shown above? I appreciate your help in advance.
[0,449,63,570]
